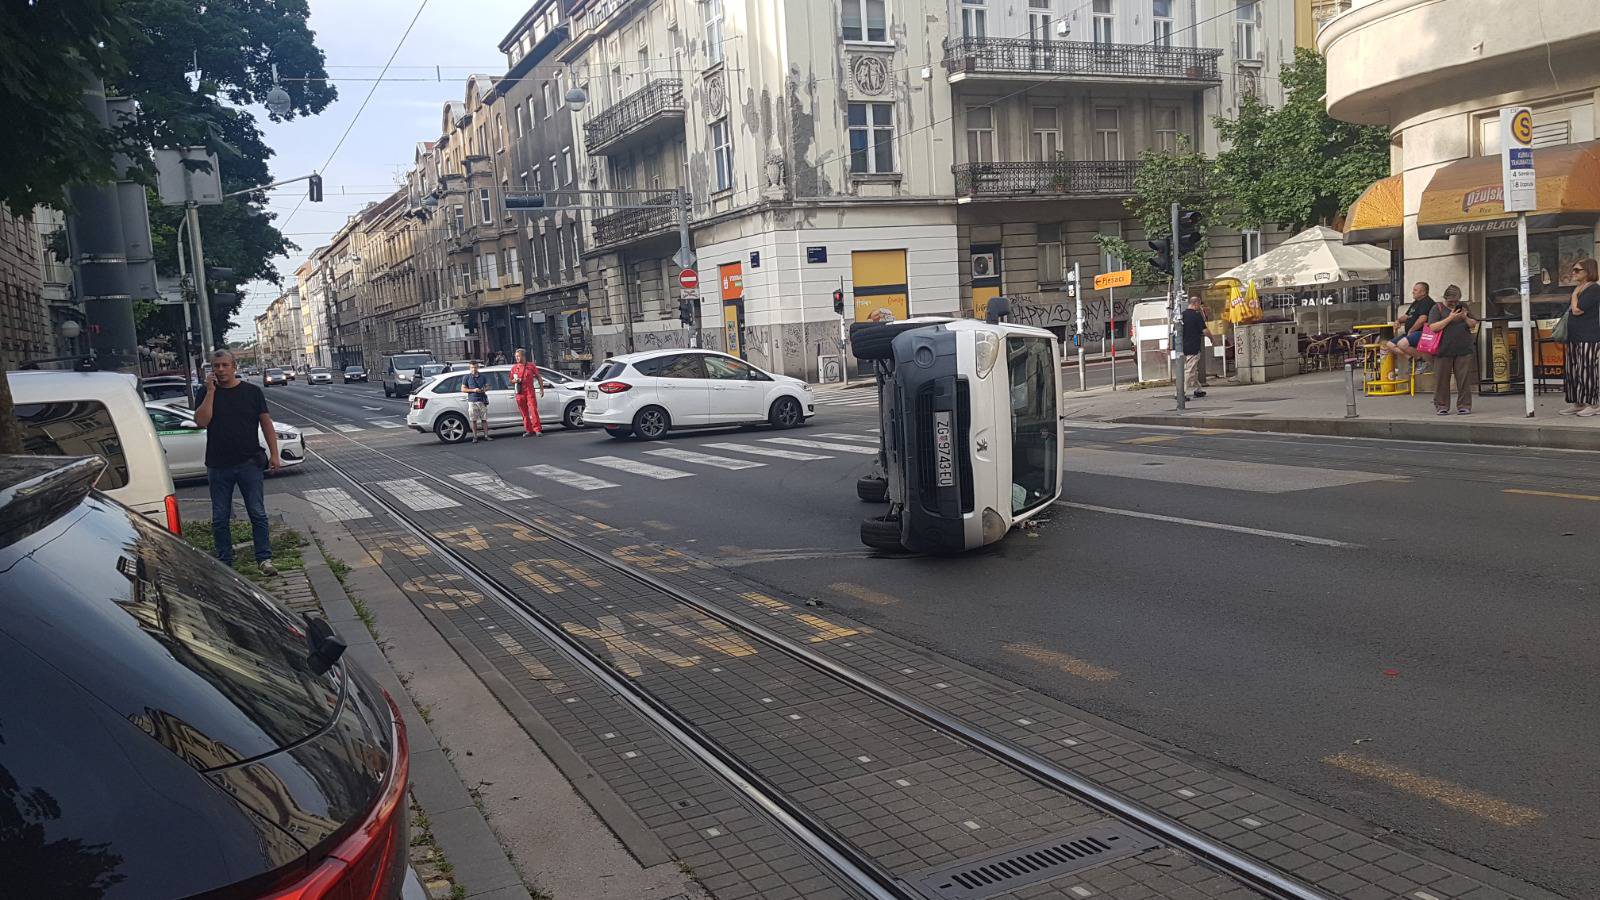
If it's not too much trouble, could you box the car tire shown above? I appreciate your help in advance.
[850,321,931,361]
[632,406,670,440]
[605,425,633,440]
[860,515,906,552]
[383,385,392,397]
[856,475,888,503]
[434,413,469,444]
[563,400,585,429]
[768,396,803,429]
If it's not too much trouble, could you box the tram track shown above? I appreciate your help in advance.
[279,394,1331,900]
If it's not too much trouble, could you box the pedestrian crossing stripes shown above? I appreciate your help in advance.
[644,447,766,470]
[449,471,538,500]
[583,455,693,480]
[370,420,404,429]
[701,441,832,460]
[808,386,878,408]
[334,423,364,433]
[375,478,460,510]
[298,426,324,435]
[522,464,619,492]
[303,488,371,522]
[760,437,878,455]
[810,433,879,444]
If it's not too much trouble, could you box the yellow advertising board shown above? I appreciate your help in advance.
[851,249,909,323]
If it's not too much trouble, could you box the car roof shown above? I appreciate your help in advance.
[605,348,732,364]
[6,369,141,394]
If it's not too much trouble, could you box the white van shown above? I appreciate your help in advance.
[850,318,1063,554]
[8,370,182,534]
[381,350,437,398]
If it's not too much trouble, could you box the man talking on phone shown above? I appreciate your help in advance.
[195,349,282,574]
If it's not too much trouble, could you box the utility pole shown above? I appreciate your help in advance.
[186,202,216,360]
[675,185,698,348]
[1071,262,1085,391]
[1171,202,1185,411]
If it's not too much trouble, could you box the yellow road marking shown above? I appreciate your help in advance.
[1003,642,1119,682]
[740,590,789,611]
[612,544,699,573]
[829,582,903,607]
[562,615,699,677]
[433,525,490,551]
[1187,428,1230,435]
[633,610,758,658]
[1122,434,1179,445]
[797,614,859,643]
[512,558,604,593]
[401,573,484,611]
[1504,488,1600,502]
[642,519,676,531]
[490,631,567,692]
[1323,753,1544,827]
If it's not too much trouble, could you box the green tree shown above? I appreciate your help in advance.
[1213,48,1390,231]
[1095,137,1218,286]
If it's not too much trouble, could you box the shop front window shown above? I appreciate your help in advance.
[1485,228,1594,318]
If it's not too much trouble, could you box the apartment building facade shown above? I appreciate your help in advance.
[255,287,305,370]
[297,252,333,369]
[354,189,425,366]
[0,205,52,370]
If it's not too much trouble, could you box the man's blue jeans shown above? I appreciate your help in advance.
[208,461,270,564]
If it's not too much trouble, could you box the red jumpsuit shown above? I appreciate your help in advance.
[510,362,543,434]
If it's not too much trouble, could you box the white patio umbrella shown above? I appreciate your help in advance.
[1217,225,1392,289]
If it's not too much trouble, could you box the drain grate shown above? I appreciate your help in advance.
[914,824,1159,900]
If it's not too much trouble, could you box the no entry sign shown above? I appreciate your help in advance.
[678,268,699,291]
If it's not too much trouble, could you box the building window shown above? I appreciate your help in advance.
[495,113,505,151]
[478,187,492,223]
[1098,221,1123,272]
[1037,223,1064,285]
[1030,106,1059,160]
[528,97,539,127]
[543,81,556,118]
[561,146,574,185]
[476,124,486,154]
[1093,106,1122,160]
[1235,0,1261,61]
[960,0,986,38]
[568,224,581,270]
[842,0,887,41]
[710,119,733,192]
[1153,0,1173,46]
[531,165,543,190]
[1154,106,1182,152]
[1241,229,1262,261]
[515,105,526,138]
[487,253,501,289]
[506,247,521,284]
[705,0,725,64]
[848,102,895,174]
[453,205,465,236]
[1028,0,1053,42]
[966,106,995,164]
[1092,0,1114,44]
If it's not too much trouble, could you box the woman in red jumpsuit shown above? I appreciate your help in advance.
[509,348,545,436]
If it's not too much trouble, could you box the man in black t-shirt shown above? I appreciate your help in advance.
[195,350,282,574]
[1383,282,1436,372]
[1181,297,1210,399]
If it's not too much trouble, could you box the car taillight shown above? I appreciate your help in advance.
[412,397,427,410]
[164,494,181,535]
[265,691,409,900]
[598,381,632,394]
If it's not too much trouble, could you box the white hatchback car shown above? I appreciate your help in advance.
[145,402,306,481]
[405,365,586,443]
[582,350,814,440]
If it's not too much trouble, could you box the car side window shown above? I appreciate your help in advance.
[702,355,753,380]
[148,409,189,432]
[14,401,131,490]
[656,355,707,379]
[485,371,512,391]
[437,375,465,393]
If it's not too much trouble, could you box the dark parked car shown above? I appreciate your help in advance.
[0,454,415,899]
[343,365,368,383]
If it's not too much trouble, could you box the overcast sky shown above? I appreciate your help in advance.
[230,0,529,341]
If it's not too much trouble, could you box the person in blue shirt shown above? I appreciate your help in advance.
[460,361,492,442]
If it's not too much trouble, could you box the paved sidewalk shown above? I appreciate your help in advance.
[1060,369,1600,451]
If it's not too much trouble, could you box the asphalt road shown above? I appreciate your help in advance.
[253,376,1597,898]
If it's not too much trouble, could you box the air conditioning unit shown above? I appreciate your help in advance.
[971,252,997,278]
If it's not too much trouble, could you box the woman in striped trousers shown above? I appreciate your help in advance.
[1561,257,1600,417]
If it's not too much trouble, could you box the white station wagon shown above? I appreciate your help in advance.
[582,349,815,440]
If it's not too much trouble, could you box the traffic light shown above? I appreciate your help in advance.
[832,288,845,315]
[504,192,546,211]
[1148,237,1173,276]
[678,296,696,327]
[308,173,323,203]
[1177,209,1204,256]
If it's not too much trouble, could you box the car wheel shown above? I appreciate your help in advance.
[632,406,670,440]
[604,425,633,440]
[849,321,937,361]
[383,385,392,397]
[768,396,803,429]
[860,515,906,552]
[434,413,469,444]
[856,475,888,503]
[563,400,585,429]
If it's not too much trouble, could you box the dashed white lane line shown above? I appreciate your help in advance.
[375,478,461,510]
[303,488,371,522]
[760,437,878,455]
[333,423,364,433]
[362,405,383,411]
[522,464,619,492]
[644,447,766,470]
[449,471,538,500]
[701,441,832,461]
[582,455,694,480]
[1055,501,1360,549]
[809,433,880,444]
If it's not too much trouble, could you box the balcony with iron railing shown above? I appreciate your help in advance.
[591,191,678,249]
[943,37,1221,87]
[584,79,685,156]
[952,159,1204,200]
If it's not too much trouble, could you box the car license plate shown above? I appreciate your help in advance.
[933,411,955,488]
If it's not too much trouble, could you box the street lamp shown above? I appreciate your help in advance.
[60,320,82,340]
[265,63,292,117]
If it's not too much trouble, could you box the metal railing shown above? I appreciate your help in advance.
[942,37,1221,82]
[584,79,685,154]
[954,160,1152,197]
[592,191,678,247]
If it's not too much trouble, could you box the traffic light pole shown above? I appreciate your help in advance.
[1171,202,1185,411]
[185,203,216,361]
[676,186,698,349]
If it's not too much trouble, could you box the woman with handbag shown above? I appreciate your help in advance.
[1559,257,1600,417]
[1424,284,1478,415]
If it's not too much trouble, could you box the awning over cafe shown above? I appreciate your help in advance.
[1417,140,1600,239]
[1343,173,1403,245]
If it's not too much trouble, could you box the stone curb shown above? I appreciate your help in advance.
[1114,413,1600,452]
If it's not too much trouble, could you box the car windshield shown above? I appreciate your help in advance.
[266,369,283,376]
[345,366,363,373]
[419,364,446,376]
[391,354,432,371]
[1006,336,1057,514]
[311,367,329,374]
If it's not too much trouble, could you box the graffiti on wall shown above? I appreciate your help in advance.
[1006,294,1133,336]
